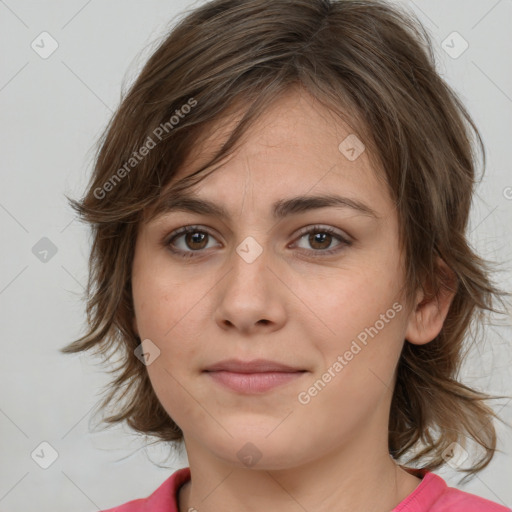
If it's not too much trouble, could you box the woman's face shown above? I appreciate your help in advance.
[131,88,416,469]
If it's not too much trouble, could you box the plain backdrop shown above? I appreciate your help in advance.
[0,0,511,510]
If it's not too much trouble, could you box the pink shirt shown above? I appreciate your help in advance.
[101,466,511,511]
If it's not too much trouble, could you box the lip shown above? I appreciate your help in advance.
[203,359,307,394]
[204,358,304,373]
[206,371,306,393]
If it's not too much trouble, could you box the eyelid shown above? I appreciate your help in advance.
[164,224,222,249]
[292,224,352,244]
[289,224,352,257]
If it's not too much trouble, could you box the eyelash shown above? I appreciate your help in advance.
[163,224,352,259]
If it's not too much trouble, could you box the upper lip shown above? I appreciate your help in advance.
[203,359,305,373]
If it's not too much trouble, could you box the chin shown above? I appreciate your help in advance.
[206,429,306,470]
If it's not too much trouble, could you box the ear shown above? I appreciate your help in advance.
[405,257,458,345]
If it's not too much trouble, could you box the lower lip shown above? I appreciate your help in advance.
[205,371,305,393]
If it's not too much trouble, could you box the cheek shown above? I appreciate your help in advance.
[132,252,205,342]
[145,361,200,433]
[134,277,208,429]
[295,251,406,379]
[132,257,213,368]
[315,303,406,406]
[298,260,402,340]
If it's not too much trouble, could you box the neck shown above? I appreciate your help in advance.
[177,379,421,512]
[178,444,421,512]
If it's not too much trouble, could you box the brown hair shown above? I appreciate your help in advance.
[61,0,511,482]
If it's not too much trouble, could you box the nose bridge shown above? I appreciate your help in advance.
[229,233,269,292]
[215,232,285,332]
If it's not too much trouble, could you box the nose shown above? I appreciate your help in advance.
[214,238,287,335]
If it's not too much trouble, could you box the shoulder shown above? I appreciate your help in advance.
[100,467,191,512]
[431,481,511,512]
[398,469,510,512]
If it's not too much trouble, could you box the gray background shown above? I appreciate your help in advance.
[0,0,511,510]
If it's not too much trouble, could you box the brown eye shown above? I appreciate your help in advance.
[308,231,333,250]
[293,225,352,256]
[165,225,221,258]
[184,231,209,250]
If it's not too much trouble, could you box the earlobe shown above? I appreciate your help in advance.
[405,258,458,346]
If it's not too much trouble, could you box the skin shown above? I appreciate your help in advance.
[131,86,455,512]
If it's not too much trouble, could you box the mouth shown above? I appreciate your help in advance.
[203,359,307,394]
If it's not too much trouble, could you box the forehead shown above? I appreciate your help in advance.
[151,88,394,220]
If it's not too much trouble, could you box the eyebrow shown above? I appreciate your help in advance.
[151,191,379,221]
